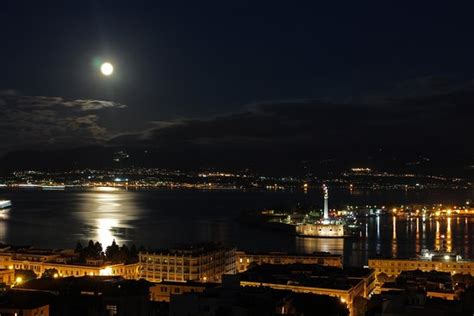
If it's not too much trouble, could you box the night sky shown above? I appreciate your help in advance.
[0,1,473,172]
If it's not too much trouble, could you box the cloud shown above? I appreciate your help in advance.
[1,77,472,166]
[64,99,127,111]
[1,92,126,111]
[0,92,126,153]
[111,85,473,158]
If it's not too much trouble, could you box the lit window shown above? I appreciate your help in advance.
[106,305,118,315]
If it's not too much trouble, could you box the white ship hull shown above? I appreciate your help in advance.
[0,200,12,209]
[42,185,66,191]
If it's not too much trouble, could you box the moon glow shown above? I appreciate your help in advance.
[100,62,114,76]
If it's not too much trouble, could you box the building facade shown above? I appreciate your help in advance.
[369,257,474,279]
[0,246,140,280]
[0,269,15,286]
[0,304,49,316]
[235,251,342,272]
[239,264,375,316]
[149,281,213,302]
[139,243,236,283]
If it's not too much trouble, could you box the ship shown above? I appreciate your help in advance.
[0,200,12,209]
[41,185,66,191]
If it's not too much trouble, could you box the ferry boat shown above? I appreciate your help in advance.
[18,183,40,189]
[41,185,66,191]
[0,200,12,209]
[419,249,461,262]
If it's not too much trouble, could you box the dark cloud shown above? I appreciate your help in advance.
[0,91,126,153]
[111,86,473,159]
[1,80,472,171]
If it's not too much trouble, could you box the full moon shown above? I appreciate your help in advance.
[100,62,114,76]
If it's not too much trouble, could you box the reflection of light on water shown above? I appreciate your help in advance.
[97,218,119,248]
[392,216,397,239]
[296,237,344,255]
[465,218,469,255]
[93,187,120,192]
[435,220,440,251]
[376,216,380,240]
[375,216,381,255]
[76,190,140,248]
[0,210,8,242]
[422,218,426,248]
[391,216,397,257]
[415,217,420,253]
[0,209,9,220]
[446,217,452,252]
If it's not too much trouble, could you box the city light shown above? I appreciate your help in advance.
[100,267,113,276]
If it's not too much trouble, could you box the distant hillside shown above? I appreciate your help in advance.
[0,145,471,179]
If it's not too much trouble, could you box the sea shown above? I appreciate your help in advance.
[0,187,472,266]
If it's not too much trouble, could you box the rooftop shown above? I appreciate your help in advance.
[0,291,52,310]
[236,251,341,258]
[17,276,152,296]
[141,242,234,256]
[158,280,219,288]
[239,264,373,291]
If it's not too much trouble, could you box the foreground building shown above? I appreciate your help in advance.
[0,268,15,285]
[139,243,236,283]
[379,269,458,300]
[0,291,51,316]
[239,264,375,315]
[15,276,153,316]
[0,245,140,279]
[149,280,217,302]
[235,250,342,272]
[169,275,349,316]
[367,289,472,316]
[369,254,474,288]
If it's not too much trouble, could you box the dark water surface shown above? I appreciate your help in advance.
[0,187,472,266]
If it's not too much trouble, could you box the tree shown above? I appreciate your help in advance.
[15,270,37,283]
[105,240,120,261]
[129,244,138,259]
[42,268,59,278]
[82,240,96,259]
[94,241,103,259]
[77,240,106,260]
[117,244,130,262]
[75,242,83,254]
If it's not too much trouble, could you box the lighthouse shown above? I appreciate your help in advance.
[323,184,329,221]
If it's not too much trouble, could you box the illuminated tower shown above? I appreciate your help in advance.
[323,184,329,220]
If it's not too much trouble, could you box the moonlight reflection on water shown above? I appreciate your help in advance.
[76,189,142,247]
[0,188,472,266]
